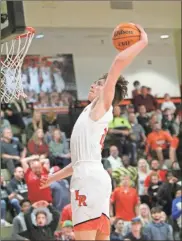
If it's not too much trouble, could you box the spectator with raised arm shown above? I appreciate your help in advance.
[21,156,70,212]
[20,155,52,204]
[21,200,60,241]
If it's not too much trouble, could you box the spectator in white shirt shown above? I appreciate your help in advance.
[161,94,176,113]
[107,145,123,171]
[137,159,150,204]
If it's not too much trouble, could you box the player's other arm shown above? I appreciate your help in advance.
[40,163,73,189]
[102,24,148,110]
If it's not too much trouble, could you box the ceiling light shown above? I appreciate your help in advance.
[160,35,169,39]
[35,34,44,39]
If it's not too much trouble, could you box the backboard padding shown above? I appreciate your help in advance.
[1,1,26,42]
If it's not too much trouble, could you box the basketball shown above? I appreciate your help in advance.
[112,23,141,51]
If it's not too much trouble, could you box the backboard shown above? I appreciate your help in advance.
[1,1,26,42]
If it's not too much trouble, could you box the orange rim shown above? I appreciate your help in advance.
[15,27,35,39]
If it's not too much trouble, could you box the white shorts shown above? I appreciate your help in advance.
[70,161,112,226]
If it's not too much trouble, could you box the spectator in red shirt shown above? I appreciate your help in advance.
[21,155,52,204]
[21,156,70,213]
[28,129,49,158]
[61,203,72,222]
[110,175,139,235]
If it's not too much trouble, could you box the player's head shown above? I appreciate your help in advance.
[88,73,128,105]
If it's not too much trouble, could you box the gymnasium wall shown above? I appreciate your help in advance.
[24,1,181,29]
[26,28,180,100]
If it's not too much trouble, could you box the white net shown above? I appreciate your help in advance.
[1,27,35,103]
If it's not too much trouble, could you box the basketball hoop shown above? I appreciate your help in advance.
[1,27,35,103]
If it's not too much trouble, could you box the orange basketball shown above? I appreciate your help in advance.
[112,23,140,51]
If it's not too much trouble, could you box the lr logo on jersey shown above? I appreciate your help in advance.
[75,190,87,206]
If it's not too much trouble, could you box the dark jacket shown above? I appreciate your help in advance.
[22,205,60,240]
[7,178,28,199]
[148,181,162,207]
[162,117,179,136]
[157,182,180,215]
[124,232,148,241]
[110,231,123,241]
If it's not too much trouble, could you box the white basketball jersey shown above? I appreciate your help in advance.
[70,103,113,165]
[40,67,52,83]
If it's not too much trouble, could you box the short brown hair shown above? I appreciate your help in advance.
[151,206,162,214]
[36,211,47,219]
[98,73,128,106]
[150,172,159,181]
[113,218,123,227]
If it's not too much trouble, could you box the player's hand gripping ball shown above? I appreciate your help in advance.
[112,23,141,51]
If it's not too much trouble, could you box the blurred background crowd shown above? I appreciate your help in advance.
[1,79,182,241]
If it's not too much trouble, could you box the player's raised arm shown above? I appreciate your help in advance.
[102,24,148,110]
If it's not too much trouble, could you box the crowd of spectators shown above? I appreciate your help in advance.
[1,80,182,241]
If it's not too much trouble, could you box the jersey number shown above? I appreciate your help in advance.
[100,128,108,150]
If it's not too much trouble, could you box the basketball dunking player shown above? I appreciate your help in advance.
[40,24,148,240]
